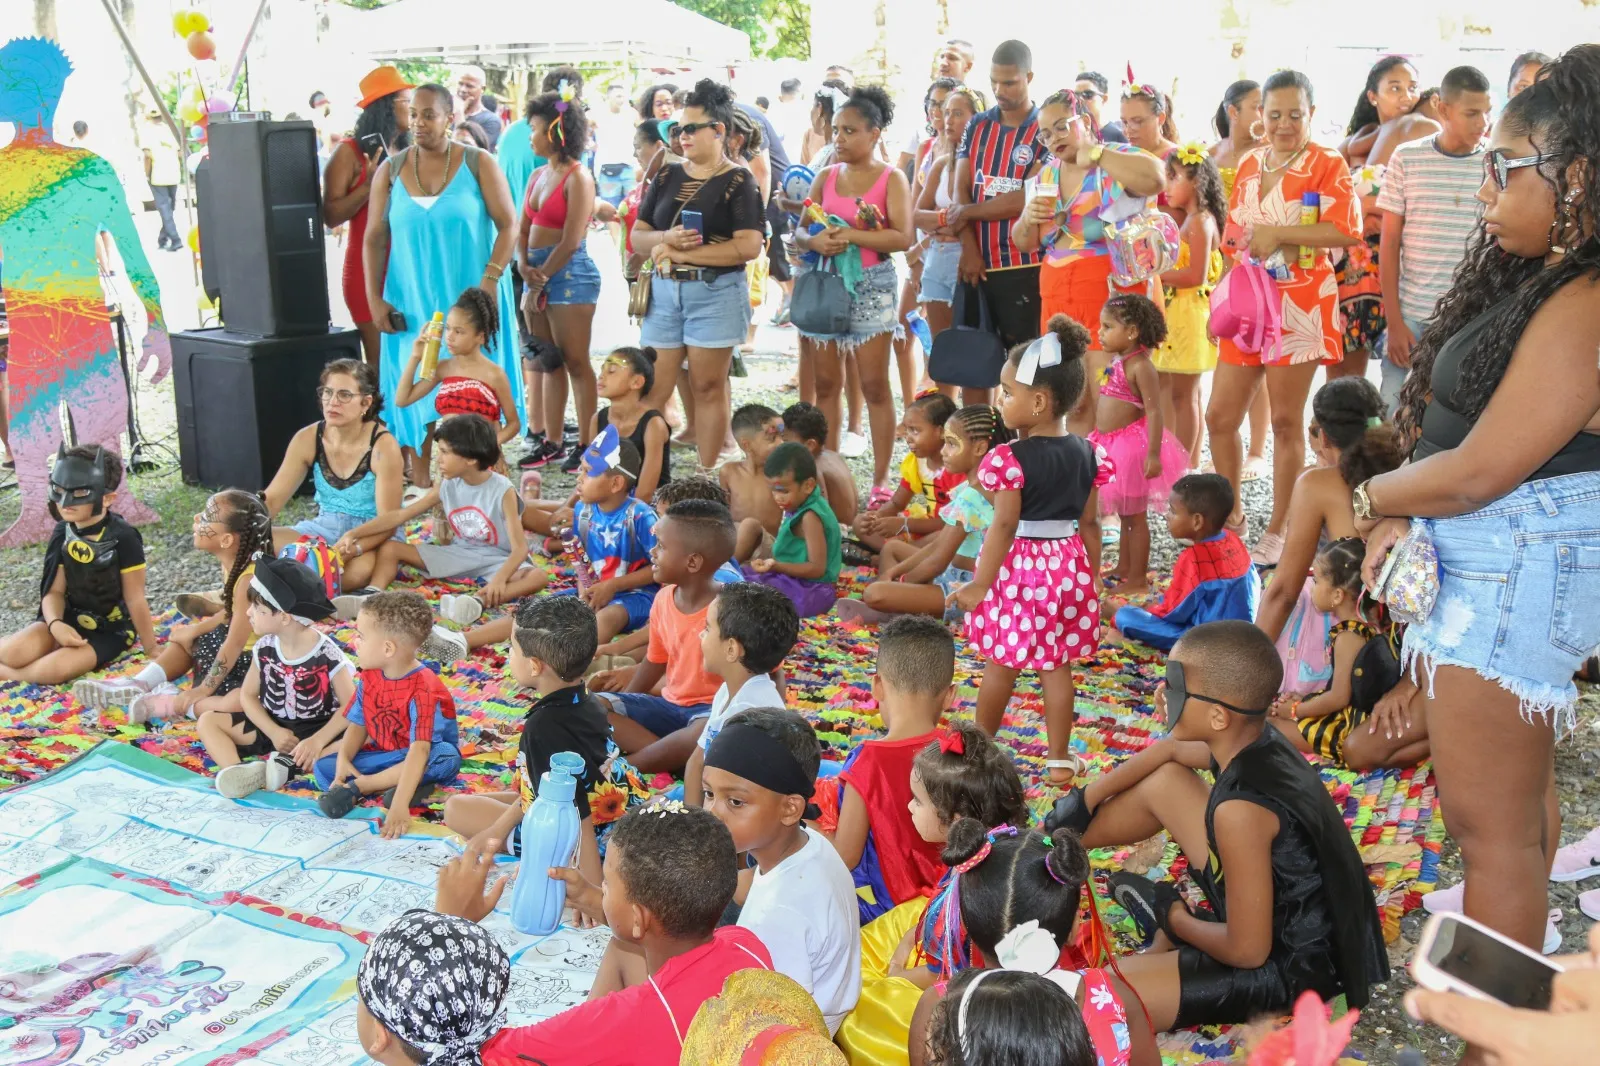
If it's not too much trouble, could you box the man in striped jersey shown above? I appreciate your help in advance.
[948,39,1046,352]
[1376,65,1493,411]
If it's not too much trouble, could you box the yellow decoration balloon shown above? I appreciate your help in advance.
[178,100,205,125]
[187,225,201,253]
[172,9,210,36]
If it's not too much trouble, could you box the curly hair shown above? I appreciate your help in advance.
[1346,55,1417,135]
[1103,292,1169,348]
[451,286,499,352]
[635,82,678,122]
[912,724,1029,830]
[950,404,1016,451]
[352,91,411,156]
[1007,314,1089,417]
[684,78,735,132]
[1397,44,1600,438]
[526,90,587,162]
[360,590,436,647]
[1310,377,1406,487]
[1167,152,1227,233]
[842,86,895,131]
[609,806,737,938]
[212,490,273,619]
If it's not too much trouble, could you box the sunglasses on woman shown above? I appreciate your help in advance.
[677,120,720,136]
[1484,148,1547,191]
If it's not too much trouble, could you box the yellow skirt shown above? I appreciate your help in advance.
[1152,249,1222,375]
[836,898,930,1066]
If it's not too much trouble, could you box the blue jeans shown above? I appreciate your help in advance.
[599,692,713,739]
[552,586,656,632]
[1377,317,1424,415]
[597,170,637,207]
[640,270,751,350]
[527,243,602,306]
[1403,470,1600,727]
[313,743,463,790]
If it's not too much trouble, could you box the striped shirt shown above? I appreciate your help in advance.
[957,105,1045,269]
[1375,137,1484,324]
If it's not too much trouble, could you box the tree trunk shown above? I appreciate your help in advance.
[34,0,59,39]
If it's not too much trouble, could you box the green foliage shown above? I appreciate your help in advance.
[395,60,453,88]
[673,0,810,60]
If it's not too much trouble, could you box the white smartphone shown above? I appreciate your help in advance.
[1411,911,1562,1010]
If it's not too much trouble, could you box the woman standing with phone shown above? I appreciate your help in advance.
[363,83,520,486]
[630,79,765,470]
[323,66,412,368]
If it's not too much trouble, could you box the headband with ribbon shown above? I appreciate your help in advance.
[1014,330,1063,387]
[937,731,965,756]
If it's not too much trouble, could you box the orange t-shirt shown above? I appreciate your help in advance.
[646,585,720,707]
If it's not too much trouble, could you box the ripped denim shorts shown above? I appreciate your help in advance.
[1402,469,1600,729]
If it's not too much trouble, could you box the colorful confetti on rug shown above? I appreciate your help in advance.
[0,555,1438,1064]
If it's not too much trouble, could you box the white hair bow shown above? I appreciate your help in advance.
[820,86,851,113]
[1014,331,1062,387]
[957,921,1083,1052]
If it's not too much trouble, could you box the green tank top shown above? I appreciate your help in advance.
[771,487,841,584]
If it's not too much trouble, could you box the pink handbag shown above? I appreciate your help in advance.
[1208,256,1283,359]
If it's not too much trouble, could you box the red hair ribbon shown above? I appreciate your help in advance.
[938,731,965,756]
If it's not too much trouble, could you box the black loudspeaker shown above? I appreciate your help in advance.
[193,159,220,303]
[200,116,329,337]
[171,327,362,491]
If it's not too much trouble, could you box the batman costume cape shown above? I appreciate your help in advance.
[1173,725,1391,1027]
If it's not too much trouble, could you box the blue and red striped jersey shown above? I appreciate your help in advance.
[957,105,1045,269]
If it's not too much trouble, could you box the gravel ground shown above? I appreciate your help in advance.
[7,271,1597,1062]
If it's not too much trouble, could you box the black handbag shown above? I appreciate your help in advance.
[790,255,852,334]
[929,281,1007,389]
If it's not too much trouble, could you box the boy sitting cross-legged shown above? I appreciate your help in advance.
[315,591,462,838]
[202,555,355,799]
[442,595,608,887]
[1056,620,1390,1030]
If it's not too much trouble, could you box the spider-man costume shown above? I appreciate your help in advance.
[1114,530,1260,652]
[348,665,458,751]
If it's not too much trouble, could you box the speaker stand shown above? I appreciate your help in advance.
[111,310,178,474]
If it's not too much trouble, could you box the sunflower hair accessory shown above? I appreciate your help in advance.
[552,78,576,147]
[1176,142,1207,166]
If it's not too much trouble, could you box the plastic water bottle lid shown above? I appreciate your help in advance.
[550,751,585,778]
[537,770,576,803]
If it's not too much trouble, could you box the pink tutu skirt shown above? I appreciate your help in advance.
[964,535,1100,671]
[1088,418,1189,516]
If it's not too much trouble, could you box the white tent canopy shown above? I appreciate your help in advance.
[345,0,750,70]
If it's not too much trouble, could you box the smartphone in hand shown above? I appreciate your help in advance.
[681,210,705,236]
[1412,911,1562,1010]
[388,309,408,332]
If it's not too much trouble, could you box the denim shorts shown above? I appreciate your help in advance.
[798,260,899,352]
[598,692,713,739]
[527,243,602,306]
[641,269,751,349]
[597,171,637,207]
[919,241,961,305]
[934,563,974,623]
[293,510,400,544]
[552,585,656,633]
[1402,470,1600,728]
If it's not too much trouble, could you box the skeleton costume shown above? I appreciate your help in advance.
[40,447,146,667]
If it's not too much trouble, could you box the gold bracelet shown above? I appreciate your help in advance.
[483,263,505,278]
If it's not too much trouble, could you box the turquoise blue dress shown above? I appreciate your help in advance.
[379,152,522,450]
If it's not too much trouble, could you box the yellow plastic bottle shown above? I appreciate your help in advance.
[419,311,444,378]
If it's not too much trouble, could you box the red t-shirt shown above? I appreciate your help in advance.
[480,926,772,1066]
[348,665,456,752]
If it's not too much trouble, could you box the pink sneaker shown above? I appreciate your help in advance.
[1425,883,1562,954]
[1551,826,1600,883]
[1578,888,1600,922]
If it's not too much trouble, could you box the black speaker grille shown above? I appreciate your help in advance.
[266,128,319,203]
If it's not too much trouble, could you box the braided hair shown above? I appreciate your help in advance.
[939,815,1091,965]
[451,286,499,352]
[1316,536,1367,596]
[909,391,958,429]
[1397,44,1600,438]
[950,404,1015,451]
[213,489,273,618]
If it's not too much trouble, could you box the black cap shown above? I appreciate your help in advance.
[250,555,335,623]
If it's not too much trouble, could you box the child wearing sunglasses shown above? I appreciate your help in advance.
[1048,620,1389,1032]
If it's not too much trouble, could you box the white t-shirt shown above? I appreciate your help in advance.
[739,827,862,1032]
[697,674,783,753]
[594,107,639,170]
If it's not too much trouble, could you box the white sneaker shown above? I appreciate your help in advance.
[1545,909,1563,955]
[128,683,182,724]
[216,753,292,799]
[72,676,153,710]
[439,594,484,626]
[1423,882,1464,914]
[419,624,468,663]
[332,591,376,621]
[838,430,869,459]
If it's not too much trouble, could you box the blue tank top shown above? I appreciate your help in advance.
[312,421,388,520]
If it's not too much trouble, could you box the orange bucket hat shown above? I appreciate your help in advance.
[357,66,414,110]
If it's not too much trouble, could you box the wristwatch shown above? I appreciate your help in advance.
[1352,479,1377,522]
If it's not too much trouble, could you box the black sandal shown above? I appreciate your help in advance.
[381,782,436,812]
[317,781,361,819]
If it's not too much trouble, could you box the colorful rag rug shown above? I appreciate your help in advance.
[0,558,1439,1064]
[0,741,606,1066]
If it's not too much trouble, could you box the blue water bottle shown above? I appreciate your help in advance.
[509,762,582,935]
[905,308,934,354]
